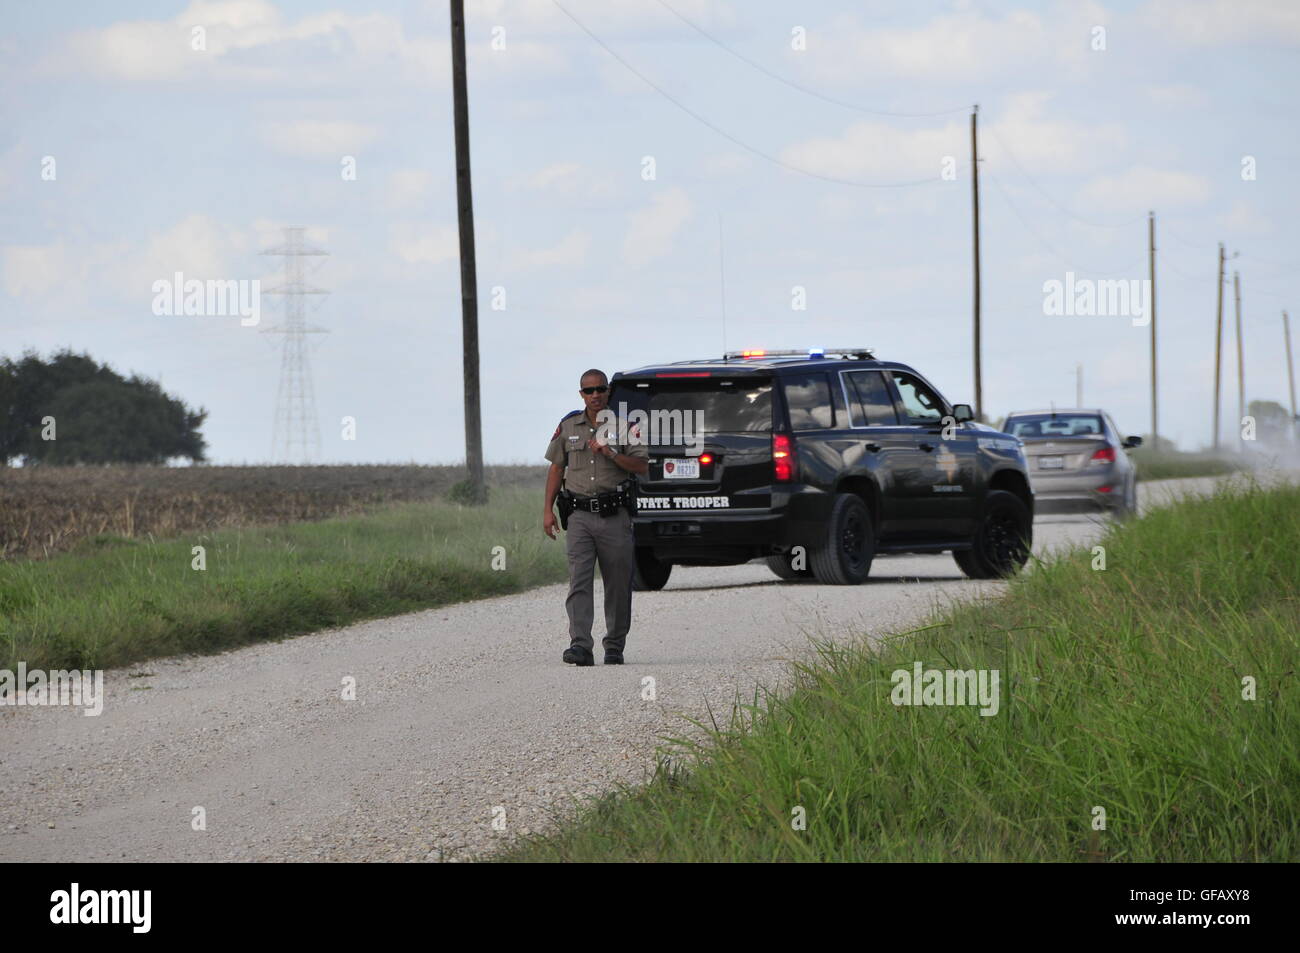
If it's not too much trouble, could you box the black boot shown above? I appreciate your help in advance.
[562,646,595,667]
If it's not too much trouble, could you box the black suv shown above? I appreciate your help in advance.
[609,348,1034,589]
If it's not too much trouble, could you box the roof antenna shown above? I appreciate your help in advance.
[718,211,727,360]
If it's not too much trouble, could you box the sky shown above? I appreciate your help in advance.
[2,0,1297,464]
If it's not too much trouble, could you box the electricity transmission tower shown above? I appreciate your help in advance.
[261,227,329,463]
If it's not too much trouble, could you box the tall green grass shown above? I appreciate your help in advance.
[1,488,565,670]
[502,481,1300,862]
[1131,448,1242,481]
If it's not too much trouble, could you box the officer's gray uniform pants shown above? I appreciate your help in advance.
[564,507,635,653]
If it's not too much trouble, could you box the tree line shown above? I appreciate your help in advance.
[0,350,207,465]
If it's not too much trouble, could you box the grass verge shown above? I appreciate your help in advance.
[1131,449,1242,481]
[500,481,1300,862]
[1,487,564,671]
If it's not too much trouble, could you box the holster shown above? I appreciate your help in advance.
[556,490,575,530]
[617,477,638,517]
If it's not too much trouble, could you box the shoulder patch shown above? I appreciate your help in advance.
[552,408,583,441]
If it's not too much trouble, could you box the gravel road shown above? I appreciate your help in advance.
[0,475,1251,861]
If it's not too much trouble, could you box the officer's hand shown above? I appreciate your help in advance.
[543,510,558,539]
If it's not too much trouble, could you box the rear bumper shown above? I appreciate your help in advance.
[1031,481,1125,513]
[632,485,830,562]
[1034,495,1122,514]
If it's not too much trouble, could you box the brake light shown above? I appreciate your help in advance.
[773,433,795,482]
[1097,485,1113,493]
[1090,446,1116,464]
[699,454,713,465]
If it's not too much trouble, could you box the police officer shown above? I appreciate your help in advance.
[543,369,649,666]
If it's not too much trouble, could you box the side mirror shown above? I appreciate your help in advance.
[1123,435,1142,449]
[951,404,974,423]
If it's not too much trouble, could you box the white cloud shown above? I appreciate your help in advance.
[521,161,583,191]
[780,92,1127,185]
[391,223,460,266]
[463,0,733,36]
[1145,84,1209,109]
[1140,0,1300,46]
[122,214,257,301]
[1080,166,1211,211]
[1219,199,1273,234]
[259,120,379,159]
[983,92,1128,175]
[622,187,693,267]
[3,244,69,298]
[3,215,257,313]
[780,118,963,183]
[54,0,448,86]
[513,229,591,269]
[791,3,1107,86]
[386,169,434,208]
[509,161,616,198]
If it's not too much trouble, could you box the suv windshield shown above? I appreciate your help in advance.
[1005,414,1103,438]
[611,378,773,440]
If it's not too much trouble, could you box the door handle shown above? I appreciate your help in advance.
[919,442,936,452]
[865,443,881,453]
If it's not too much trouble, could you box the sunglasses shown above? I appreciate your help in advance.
[580,385,608,395]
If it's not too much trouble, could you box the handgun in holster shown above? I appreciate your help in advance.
[556,490,575,530]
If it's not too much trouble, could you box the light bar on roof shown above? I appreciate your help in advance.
[723,347,875,360]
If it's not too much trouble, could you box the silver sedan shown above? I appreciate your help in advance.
[1000,409,1142,517]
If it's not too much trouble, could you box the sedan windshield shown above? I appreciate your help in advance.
[1005,414,1103,438]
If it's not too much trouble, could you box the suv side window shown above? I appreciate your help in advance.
[891,371,945,424]
[843,370,898,426]
[783,373,834,431]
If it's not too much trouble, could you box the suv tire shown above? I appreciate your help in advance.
[953,489,1032,579]
[765,550,815,581]
[809,494,874,585]
[632,547,673,591]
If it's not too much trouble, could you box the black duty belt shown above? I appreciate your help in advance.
[557,480,637,528]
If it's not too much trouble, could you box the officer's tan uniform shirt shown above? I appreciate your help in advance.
[545,411,649,494]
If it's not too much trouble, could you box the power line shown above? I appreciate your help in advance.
[550,0,940,189]
[984,124,1147,229]
[1156,248,1218,284]
[984,170,1146,277]
[654,0,970,119]
[1163,225,1216,252]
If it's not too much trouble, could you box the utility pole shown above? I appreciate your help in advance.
[970,105,982,420]
[449,0,485,503]
[1148,211,1158,447]
[1284,310,1297,441]
[1212,243,1225,452]
[1234,270,1244,452]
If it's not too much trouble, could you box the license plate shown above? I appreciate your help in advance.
[1038,456,1065,470]
[662,458,699,479]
